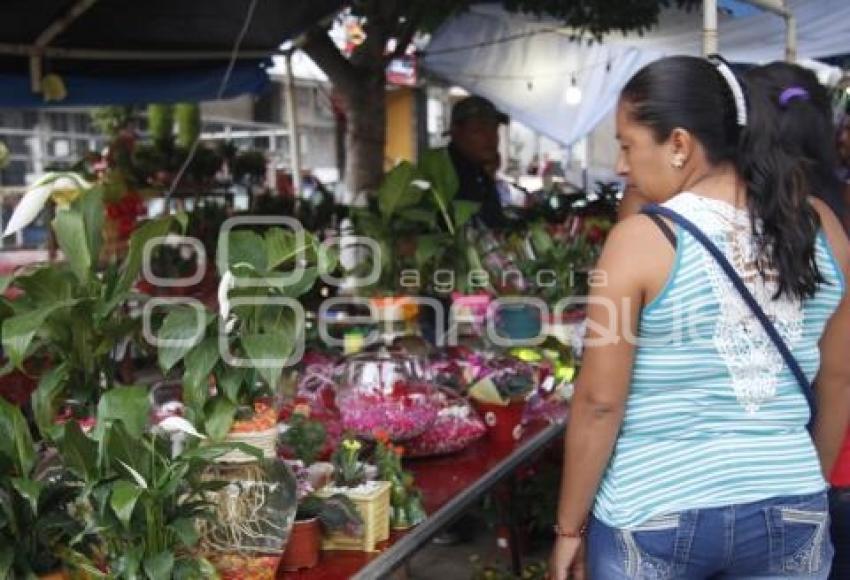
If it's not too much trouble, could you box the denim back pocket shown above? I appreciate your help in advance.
[766,492,833,574]
[619,512,697,579]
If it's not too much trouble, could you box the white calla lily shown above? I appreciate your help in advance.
[218,270,235,320]
[4,182,53,237]
[3,172,92,236]
[155,416,206,439]
[411,179,431,190]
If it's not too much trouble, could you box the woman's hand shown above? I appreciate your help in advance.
[548,536,585,580]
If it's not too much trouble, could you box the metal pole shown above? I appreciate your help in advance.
[703,0,718,56]
[284,51,302,198]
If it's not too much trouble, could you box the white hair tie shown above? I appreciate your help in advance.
[709,54,748,127]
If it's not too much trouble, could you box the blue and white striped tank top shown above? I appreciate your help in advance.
[593,192,846,529]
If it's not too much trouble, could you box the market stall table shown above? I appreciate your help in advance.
[279,418,565,579]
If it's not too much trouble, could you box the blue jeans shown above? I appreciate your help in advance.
[829,487,850,580]
[588,492,833,579]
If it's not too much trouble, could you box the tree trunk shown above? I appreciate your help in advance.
[303,22,391,204]
[342,71,386,203]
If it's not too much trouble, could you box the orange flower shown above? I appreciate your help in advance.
[373,428,390,444]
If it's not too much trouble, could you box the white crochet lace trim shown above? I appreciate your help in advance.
[665,193,804,414]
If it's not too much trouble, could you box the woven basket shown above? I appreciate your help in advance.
[315,480,391,552]
[216,426,278,463]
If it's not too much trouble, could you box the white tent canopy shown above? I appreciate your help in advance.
[421,1,850,147]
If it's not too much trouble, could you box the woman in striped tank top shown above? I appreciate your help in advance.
[549,55,850,579]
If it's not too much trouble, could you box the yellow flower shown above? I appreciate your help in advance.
[342,439,362,453]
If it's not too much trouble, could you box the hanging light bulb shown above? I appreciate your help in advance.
[565,74,582,106]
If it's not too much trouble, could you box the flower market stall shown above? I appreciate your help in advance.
[0,124,614,577]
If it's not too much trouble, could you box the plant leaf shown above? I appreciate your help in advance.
[169,518,200,548]
[398,207,438,227]
[241,330,291,389]
[11,477,43,515]
[53,207,92,282]
[110,480,143,528]
[31,363,69,440]
[143,551,174,580]
[13,266,75,304]
[1,300,73,369]
[203,398,236,441]
[116,216,176,297]
[377,161,420,221]
[60,421,98,480]
[218,230,266,275]
[96,386,150,440]
[80,187,104,264]
[182,336,219,393]
[267,266,318,299]
[264,227,299,271]
[0,397,35,477]
[453,200,481,229]
[157,306,209,372]
[419,148,459,202]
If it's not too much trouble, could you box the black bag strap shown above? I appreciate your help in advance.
[641,204,816,431]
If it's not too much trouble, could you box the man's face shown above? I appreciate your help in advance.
[451,118,500,167]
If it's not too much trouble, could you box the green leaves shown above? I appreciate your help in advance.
[157,306,209,372]
[110,480,143,529]
[53,207,92,283]
[31,363,69,440]
[241,329,290,390]
[11,478,43,515]
[203,398,236,441]
[143,551,175,580]
[117,215,179,297]
[218,230,266,275]
[454,200,481,229]
[182,336,220,407]
[1,300,73,369]
[60,421,98,480]
[96,386,151,440]
[377,161,422,222]
[418,147,459,202]
[0,397,35,477]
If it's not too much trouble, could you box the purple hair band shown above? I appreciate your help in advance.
[779,86,809,107]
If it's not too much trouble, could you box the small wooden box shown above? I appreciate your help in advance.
[316,480,391,552]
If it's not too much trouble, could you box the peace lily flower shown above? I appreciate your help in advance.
[217,270,235,320]
[4,172,91,236]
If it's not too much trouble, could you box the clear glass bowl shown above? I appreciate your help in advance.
[337,347,439,441]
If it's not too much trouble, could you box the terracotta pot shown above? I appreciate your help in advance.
[280,517,321,571]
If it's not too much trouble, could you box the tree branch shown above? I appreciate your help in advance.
[301,26,359,96]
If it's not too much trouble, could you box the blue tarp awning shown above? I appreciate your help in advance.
[0,61,271,107]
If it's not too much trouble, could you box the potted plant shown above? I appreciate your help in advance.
[0,398,91,579]
[314,437,391,552]
[0,173,183,438]
[155,227,332,578]
[279,411,362,570]
[156,225,334,452]
[373,430,426,530]
[467,358,537,445]
[56,387,237,579]
[280,463,363,571]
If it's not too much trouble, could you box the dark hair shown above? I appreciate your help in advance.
[743,62,845,220]
[621,55,823,301]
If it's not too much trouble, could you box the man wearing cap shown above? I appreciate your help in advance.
[443,95,510,229]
